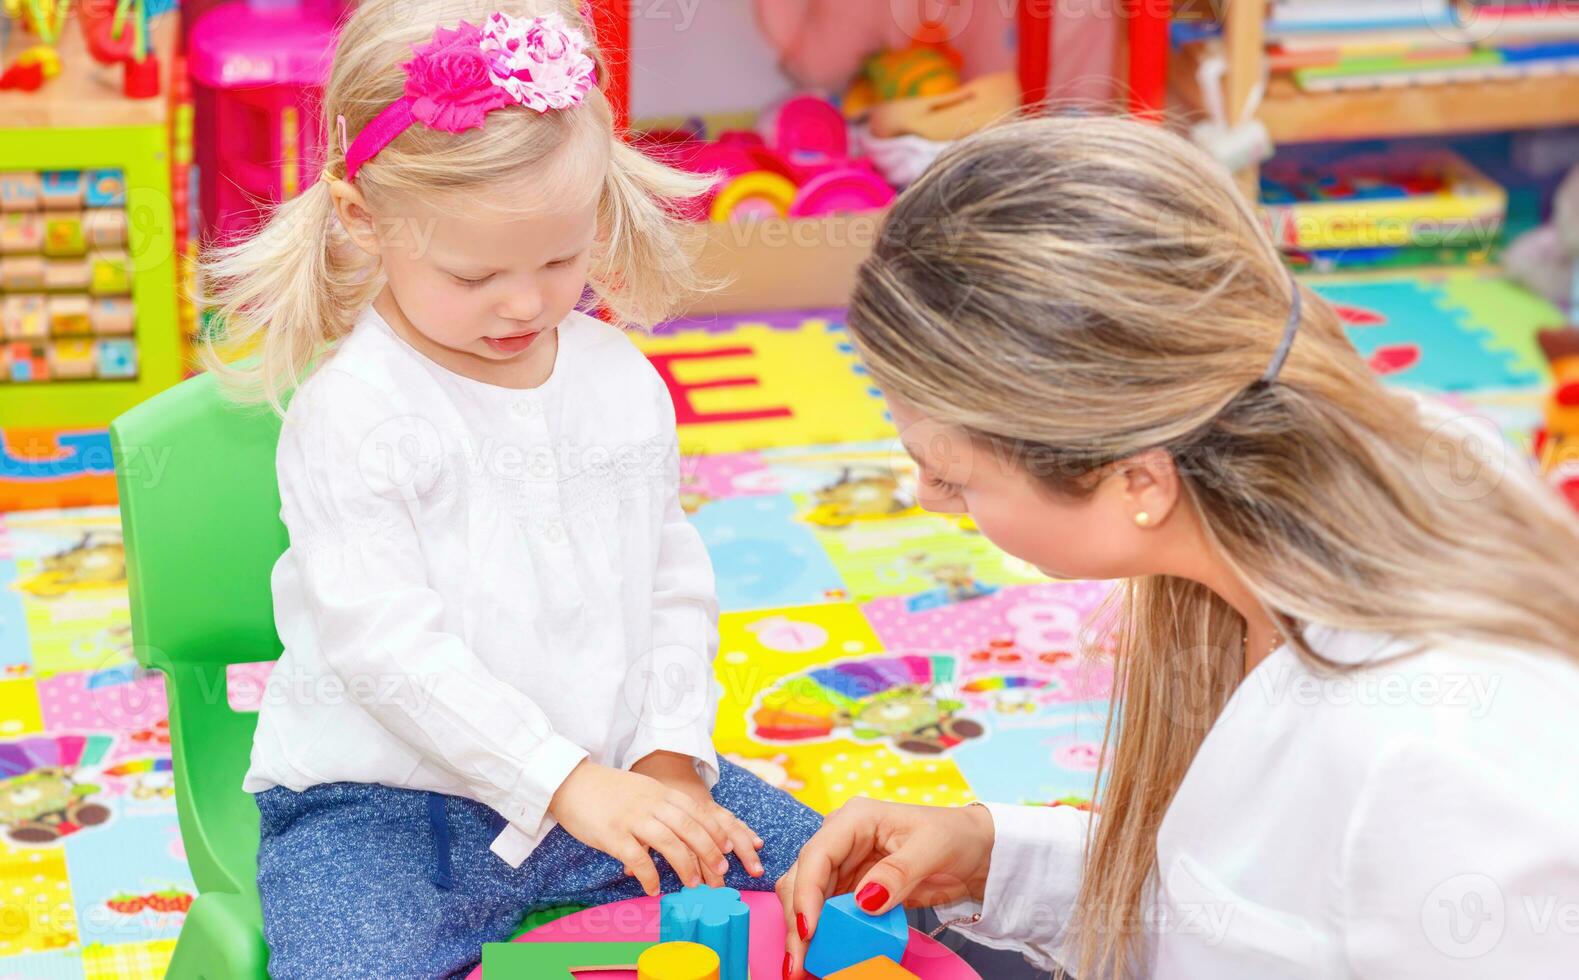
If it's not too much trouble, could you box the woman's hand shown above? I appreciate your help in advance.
[548,759,734,895]
[777,797,996,979]
[632,750,766,878]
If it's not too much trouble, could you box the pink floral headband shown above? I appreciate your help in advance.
[341,11,597,181]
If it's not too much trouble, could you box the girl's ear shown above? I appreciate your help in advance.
[328,179,382,258]
[1117,448,1181,526]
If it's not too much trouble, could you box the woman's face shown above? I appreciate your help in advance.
[887,398,1180,582]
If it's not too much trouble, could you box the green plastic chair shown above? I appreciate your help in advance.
[112,372,287,979]
[112,373,577,979]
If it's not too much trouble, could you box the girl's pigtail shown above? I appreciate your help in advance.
[199,173,379,415]
[589,138,717,330]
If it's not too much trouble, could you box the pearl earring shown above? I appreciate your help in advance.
[1135,512,1152,527]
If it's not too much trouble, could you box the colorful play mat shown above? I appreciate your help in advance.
[0,270,1560,977]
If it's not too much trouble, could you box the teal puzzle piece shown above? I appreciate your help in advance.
[660,885,750,980]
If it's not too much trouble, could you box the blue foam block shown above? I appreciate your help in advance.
[803,893,908,978]
[659,885,750,980]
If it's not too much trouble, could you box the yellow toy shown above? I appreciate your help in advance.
[710,170,800,223]
[867,71,1022,143]
[637,941,721,980]
[844,44,961,120]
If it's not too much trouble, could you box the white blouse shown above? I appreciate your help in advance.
[940,625,1579,978]
[243,306,721,867]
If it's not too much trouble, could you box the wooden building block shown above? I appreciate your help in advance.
[84,170,127,208]
[95,337,138,379]
[2,295,48,339]
[44,258,91,292]
[90,249,132,295]
[1,212,45,254]
[49,338,97,379]
[39,171,86,210]
[43,211,87,257]
[85,208,128,248]
[0,255,47,291]
[48,295,93,336]
[90,296,136,335]
[7,341,50,382]
[0,172,43,212]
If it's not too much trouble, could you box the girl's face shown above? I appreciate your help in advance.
[336,181,598,379]
[887,398,1184,582]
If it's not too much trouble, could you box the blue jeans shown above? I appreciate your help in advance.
[255,759,822,978]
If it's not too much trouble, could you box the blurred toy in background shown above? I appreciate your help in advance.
[1535,328,1579,512]
[753,0,991,94]
[865,71,1019,143]
[82,0,158,98]
[1506,165,1579,313]
[1263,150,1509,272]
[0,0,67,91]
[748,1,1022,191]
[189,0,338,244]
[639,94,896,223]
[843,42,962,120]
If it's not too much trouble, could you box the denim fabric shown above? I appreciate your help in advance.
[255,759,821,978]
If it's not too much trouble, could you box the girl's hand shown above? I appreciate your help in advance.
[631,751,766,878]
[549,759,734,895]
[776,797,996,980]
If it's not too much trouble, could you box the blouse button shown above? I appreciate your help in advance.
[545,520,566,542]
[511,400,538,419]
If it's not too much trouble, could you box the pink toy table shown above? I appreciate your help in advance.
[463,890,981,979]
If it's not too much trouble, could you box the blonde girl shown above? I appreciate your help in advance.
[780,116,1579,980]
[204,2,820,975]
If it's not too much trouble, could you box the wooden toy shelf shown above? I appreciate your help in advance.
[0,16,184,429]
[1173,46,1579,144]
[1171,0,1579,190]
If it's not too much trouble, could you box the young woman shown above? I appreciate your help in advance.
[779,116,1579,980]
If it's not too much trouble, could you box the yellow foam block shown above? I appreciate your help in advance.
[637,941,721,980]
[634,321,893,456]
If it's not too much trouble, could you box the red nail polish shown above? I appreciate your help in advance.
[796,912,809,941]
[782,952,792,980]
[857,882,889,913]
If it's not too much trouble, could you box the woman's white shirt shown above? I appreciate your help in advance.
[941,626,1579,978]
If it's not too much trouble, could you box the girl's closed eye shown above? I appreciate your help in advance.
[451,272,494,287]
[925,472,962,495]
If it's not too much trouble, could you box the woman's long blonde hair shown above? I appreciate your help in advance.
[846,115,1579,978]
[200,0,708,412]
